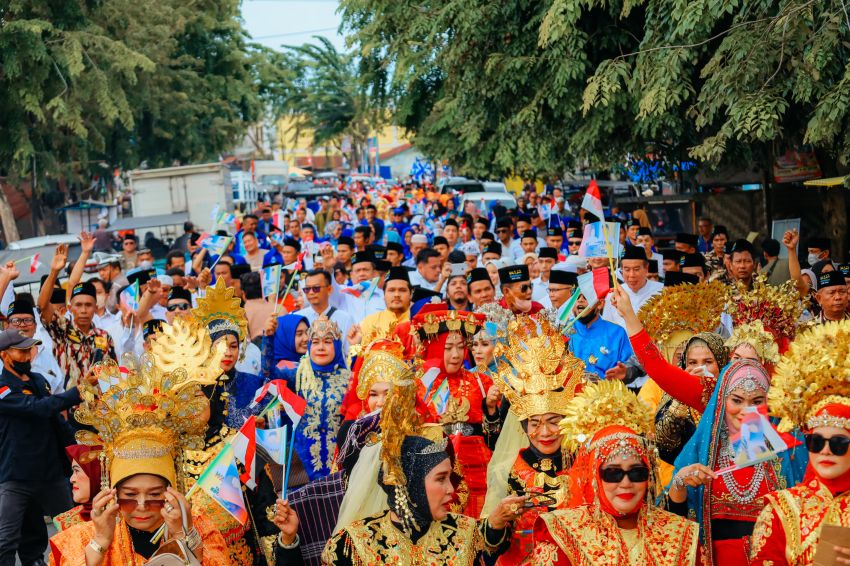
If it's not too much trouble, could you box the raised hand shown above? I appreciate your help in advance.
[0,261,20,281]
[272,499,300,545]
[51,244,69,272]
[79,231,96,253]
[782,229,799,250]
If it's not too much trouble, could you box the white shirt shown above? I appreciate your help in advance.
[329,281,386,322]
[602,279,664,328]
[408,270,438,291]
[531,276,549,305]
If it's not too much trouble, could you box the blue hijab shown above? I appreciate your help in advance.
[273,314,308,365]
[308,335,347,373]
[670,359,807,545]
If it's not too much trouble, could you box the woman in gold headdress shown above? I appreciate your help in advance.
[750,320,850,565]
[47,325,229,565]
[322,381,529,565]
[532,380,700,565]
[484,315,585,565]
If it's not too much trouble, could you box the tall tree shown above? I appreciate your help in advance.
[340,0,850,177]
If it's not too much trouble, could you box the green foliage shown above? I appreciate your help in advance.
[340,0,850,176]
[0,0,287,184]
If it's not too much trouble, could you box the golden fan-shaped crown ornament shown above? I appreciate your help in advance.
[74,354,213,489]
[356,338,414,400]
[494,314,586,420]
[639,280,727,344]
[769,320,850,432]
[192,278,247,342]
[559,380,655,453]
[307,314,341,341]
[724,320,780,364]
[728,274,807,340]
[149,317,226,386]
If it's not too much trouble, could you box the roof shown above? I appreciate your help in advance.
[108,213,189,231]
[57,200,116,211]
[379,142,414,160]
[129,162,225,181]
[7,234,81,250]
[804,176,847,188]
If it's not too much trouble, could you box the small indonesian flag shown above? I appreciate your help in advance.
[29,254,41,274]
[0,386,10,399]
[577,267,611,307]
[581,179,605,221]
[231,416,258,489]
[250,380,307,428]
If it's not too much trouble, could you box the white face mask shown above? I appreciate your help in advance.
[96,295,107,309]
[807,253,821,267]
[138,260,153,270]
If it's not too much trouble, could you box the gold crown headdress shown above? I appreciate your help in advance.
[639,281,727,344]
[74,321,225,490]
[724,320,780,364]
[728,274,807,340]
[356,338,414,400]
[559,380,655,454]
[494,315,585,420]
[192,279,247,342]
[473,302,514,342]
[307,314,341,341]
[769,320,850,432]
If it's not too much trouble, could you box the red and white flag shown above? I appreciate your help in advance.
[581,180,605,221]
[231,416,258,488]
[250,380,307,428]
[577,267,612,307]
[29,254,41,274]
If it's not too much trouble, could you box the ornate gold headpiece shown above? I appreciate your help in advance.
[356,338,414,399]
[770,320,850,432]
[639,281,727,344]
[411,305,485,341]
[724,320,780,364]
[149,317,226,385]
[728,274,807,340]
[307,314,341,341]
[192,279,247,342]
[494,315,585,420]
[559,380,655,453]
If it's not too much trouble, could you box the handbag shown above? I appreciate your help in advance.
[143,498,202,566]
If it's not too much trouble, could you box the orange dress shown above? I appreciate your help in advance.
[749,478,850,566]
[48,512,229,566]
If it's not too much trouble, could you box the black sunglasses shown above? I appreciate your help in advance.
[599,466,650,484]
[166,303,191,312]
[303,285,326,294]
[805,433,850,456]
[519,284,532,293]
[568,240,582,245]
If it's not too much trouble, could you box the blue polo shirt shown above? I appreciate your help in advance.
[569,317,634,378]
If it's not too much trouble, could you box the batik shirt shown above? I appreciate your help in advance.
[46,316,116,389]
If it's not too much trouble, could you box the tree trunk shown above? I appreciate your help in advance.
[0,187,21,244]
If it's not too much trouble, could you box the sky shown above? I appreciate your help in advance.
[240,0,347,52]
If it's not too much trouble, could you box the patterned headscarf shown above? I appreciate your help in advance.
[679,332,729,371]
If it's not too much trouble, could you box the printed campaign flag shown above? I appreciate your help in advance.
[195,443,249,525]
[420,367,441,398]
[430,379,451,416]
[558,288,582,324]
[119,281,140,311]
[198,233,233,256]
[719,406,800,475]
[256,425,288,466]
[577,268,611,307]
[210,205,221,223]
[581,179,605,220]
[261,265,282,299]
[340,277,378,298]
[578,222,621,259]
[231,416,257,488]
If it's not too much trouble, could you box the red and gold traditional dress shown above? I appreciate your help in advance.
[532,381,700,566]
[412,305,497,518]
[749,322,850,566]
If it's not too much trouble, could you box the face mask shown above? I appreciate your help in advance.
[138,260,153,270]
[11,360,31,375]
[96,295,107,309]
[807,253,820,267]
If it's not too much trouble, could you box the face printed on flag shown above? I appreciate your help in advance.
[198,233,233,256]
[119,281,140,311]
[195,444,248,525]
[261,265,282,299]
[256,426,288,466]
[578,222,621,259]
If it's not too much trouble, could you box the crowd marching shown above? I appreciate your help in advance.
[0,178,849,566]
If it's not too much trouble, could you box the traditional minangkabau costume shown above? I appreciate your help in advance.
[532,380,700,565]
[411,304,497,518]
[48,323,229,565]
[322,382,510,565]
[668,359,807,565]
[750,320,850,565]
[726,275,807,356]
[485,314,585,565]
[52,444,103,531]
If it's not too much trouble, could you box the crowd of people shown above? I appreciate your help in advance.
[0,179,849,566]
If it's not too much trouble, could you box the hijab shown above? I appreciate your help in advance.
[378,435,449,542]
[274,314,308,365]
[803,403,850,496]
[421,331,467,377]
[679,332,729,370]
[65,445,103,521]
[308,333,347,373]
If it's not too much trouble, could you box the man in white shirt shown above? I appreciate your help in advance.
[408,248,443,291]
[635,227,665,278]
[546,269,578,319]
[5,300,65,393]
[402,234,429,269]
[328,250,385,320]
[602,244,664,328]
[295,269,354,341]
[531,247,558,305]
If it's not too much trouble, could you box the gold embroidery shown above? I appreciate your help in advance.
[532,541,559,565]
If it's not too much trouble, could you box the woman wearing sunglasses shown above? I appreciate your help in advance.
[750,320,850,565]
[482,315,584,565]
[533,380,700,565]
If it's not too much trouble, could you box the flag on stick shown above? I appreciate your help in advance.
[231,416,258,489]
[581,179,605,220]
[256,425,288,465]
[195,444,249,525]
